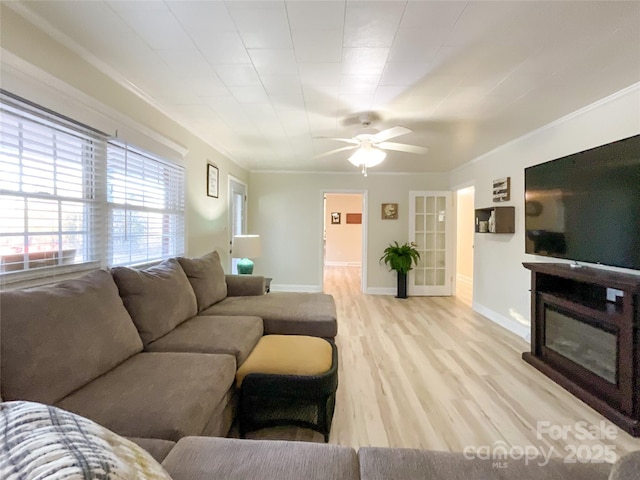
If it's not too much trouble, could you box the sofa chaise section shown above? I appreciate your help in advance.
[201,292,338,339]
[179,251,338,339]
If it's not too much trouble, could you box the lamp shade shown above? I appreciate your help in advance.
[348,147,386,167]
[232,235,262,259]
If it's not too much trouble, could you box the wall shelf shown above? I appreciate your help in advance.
[474,206,514,233]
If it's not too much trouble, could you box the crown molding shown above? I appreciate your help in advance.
[451,82,640,176]
[4,1,247,169]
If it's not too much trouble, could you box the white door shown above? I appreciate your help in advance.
[409,191,453,296]
[229,177,247,274]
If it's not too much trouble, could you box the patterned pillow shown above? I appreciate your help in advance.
[0,401,172,480]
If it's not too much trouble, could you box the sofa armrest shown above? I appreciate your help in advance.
[225,275,265,296]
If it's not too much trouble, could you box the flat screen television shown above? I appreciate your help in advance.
[524,134,640,271]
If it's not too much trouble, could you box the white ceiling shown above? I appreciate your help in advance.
[9,1,640,173]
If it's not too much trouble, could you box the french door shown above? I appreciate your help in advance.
[409,191,453,296]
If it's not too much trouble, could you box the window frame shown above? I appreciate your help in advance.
[0,90,186,286]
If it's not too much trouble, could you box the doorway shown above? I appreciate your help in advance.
[455,186,475,306]
[322,192,365,292]
[229,176,247,274]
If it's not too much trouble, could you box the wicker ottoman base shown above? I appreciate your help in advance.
[237,336,338,442]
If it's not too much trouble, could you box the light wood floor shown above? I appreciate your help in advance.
[246,266,640,460]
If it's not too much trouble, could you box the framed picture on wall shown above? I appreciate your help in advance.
[346,213,362,224]
[207,164,219,198]
[492,177,510,202]
[381,203,398,219]
[331,212,341,224]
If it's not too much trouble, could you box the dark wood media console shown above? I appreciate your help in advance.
[522,262,640,436]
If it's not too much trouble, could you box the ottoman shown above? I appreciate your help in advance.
[236,335,338,442]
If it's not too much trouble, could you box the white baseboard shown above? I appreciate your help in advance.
[364,287,396,295]
[270,284,323,293]
[473,302,531,342]
[324,262,361,267]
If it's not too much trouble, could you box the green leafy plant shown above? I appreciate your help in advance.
[380,241,421,274]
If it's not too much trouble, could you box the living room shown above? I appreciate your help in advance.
[1,1,640,478]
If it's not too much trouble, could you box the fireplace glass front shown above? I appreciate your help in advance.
[544,306,617,384]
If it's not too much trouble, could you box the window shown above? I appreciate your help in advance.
[0,91,185,284]
[107,142,185,266]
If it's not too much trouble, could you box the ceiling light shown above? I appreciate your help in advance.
[348,146,386,168]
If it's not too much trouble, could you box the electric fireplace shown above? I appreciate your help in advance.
[523,262,640,436]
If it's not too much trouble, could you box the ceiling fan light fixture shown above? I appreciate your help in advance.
[348,147,386,168]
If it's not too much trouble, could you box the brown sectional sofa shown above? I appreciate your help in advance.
[0,251,337,443]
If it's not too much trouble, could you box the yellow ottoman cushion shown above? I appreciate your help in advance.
[236,335,332,387]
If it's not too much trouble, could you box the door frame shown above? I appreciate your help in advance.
[320,189,368,293]
[452,180,476,302]
[228,175,248,273]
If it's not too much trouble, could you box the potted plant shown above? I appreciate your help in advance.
[380,241,421,299]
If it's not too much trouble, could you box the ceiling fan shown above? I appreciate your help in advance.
[315,115,429,176]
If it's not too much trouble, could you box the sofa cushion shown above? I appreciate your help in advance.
[56,352,236,442]
[146,315,263,366]
[128,437,177,463]
[162,436,360,480]
[200,292,338,338]
[0,270,142,404]
[178,251,228,311]
[358,447,612,480]
[112,258,198,345]
[609,450,640,480]
[0,401,171,480]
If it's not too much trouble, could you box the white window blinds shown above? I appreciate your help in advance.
[107,142,185,266]
[0,93,105,279]
[0,91,185,284]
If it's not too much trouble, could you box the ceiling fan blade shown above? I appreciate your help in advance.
[377,142,429,155]
[373,126,412,142]
[314,145,358,159]
[313,136,360,145]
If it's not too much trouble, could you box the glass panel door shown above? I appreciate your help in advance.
[409,191,452,296]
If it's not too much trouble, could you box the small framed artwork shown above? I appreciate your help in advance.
[207,164,219,198]
[346,213,362,224]
[331,212,341,224]
[381,203,398,220]
[492,177,510,202]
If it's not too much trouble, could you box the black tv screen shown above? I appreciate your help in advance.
[524,134,640,271]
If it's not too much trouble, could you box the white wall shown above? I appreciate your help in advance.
[325,194,362,266]
[248,172,448,292]
[0,6,247,266]
[449,84,640,339]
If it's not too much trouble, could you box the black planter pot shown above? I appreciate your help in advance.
[396,272,408,299]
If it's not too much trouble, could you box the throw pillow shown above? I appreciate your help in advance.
[177,251,227,311]
[0,401,172,480]
[111,258,197,345]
